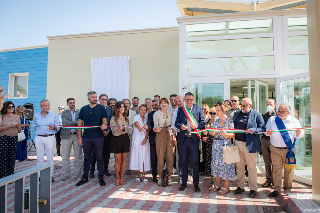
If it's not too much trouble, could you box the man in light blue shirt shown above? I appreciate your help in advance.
[33,99,60,182]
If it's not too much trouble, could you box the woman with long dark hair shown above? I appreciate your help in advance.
[15,105,29,162]
[110,101,130,186]
[0,101,21,178]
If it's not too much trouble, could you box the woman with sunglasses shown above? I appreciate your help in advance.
[15,105,29,162]
[199,104,211,174]
[202,107,217,187]
[110,101,130,186]
[0,101,21,178]
[210,102,235,194]
[202,104,210,122]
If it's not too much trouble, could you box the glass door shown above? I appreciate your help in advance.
[276,73,311,173]
[256,80,268,113]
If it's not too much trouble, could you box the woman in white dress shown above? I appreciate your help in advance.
[130,104,151,183]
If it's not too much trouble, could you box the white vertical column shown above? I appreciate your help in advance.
[307,0,320,205]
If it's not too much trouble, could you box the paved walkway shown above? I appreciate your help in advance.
[7,156,312,213]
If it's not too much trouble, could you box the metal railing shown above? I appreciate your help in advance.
[0,163,51,213]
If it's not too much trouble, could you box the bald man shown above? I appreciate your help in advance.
[233,97,265,198]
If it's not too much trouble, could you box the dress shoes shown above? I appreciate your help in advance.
[179,184,187,191]
[234,187,245,194]
[269,191,279,197]
[76,178,88,186]
[194,185,201,193]
[99,179,106,186]
[249,190,257,198]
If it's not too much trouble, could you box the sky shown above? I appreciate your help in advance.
[0,0,181,50]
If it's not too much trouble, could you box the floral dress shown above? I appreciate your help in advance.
[211,117,235,180]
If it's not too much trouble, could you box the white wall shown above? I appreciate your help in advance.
[46,28,179,112]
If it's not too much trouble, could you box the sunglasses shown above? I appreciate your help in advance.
[231,100,239,102]
[277,110,287,114]
[8,105,15,109]
[209,112,216,115]
[202,108,207,111]
[90,108,93,115]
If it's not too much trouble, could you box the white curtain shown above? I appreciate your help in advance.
[91,56,130,101]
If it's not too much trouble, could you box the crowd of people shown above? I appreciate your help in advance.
[0,86,305,198]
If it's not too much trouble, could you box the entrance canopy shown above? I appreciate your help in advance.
[177,0,306,16]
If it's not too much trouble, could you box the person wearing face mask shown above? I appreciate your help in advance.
[261,99,276,188]
[266,103,304,197]
[233,97,265,198]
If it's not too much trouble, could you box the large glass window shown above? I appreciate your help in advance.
[186,19,273,37]
[188,83,224,108]
[288,17,307,32]
[186,56,274,73]
[186,37,274,55]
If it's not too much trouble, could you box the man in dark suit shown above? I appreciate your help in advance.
[175,92,205,192]
[147,99,159,183]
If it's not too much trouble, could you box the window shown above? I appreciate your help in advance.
[188,83,224,108]
[9,73,28,98]
[186,56,274,73]
[186,37,274,55]
[186,19,273,37]
[288,17,307,32]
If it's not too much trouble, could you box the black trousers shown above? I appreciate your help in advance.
[55,130,61,155]
[150,143,157,177]
[180,137,199,186]
[83,137,104,180]
[91,134,111,174]
[103,134,111,172]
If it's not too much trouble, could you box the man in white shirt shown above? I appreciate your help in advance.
[266,103,304,197]
[168,94,178,114]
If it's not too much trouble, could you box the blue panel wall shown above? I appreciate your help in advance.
[0,47,48,114]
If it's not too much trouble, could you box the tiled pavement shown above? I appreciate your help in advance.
[7,156,312,213]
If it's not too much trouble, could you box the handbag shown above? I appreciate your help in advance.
[18,131,26,142]
[222,118,240,164]
[223,144,240,164]
[17,117,26,142]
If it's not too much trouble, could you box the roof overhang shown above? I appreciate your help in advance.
[177,0,306,16]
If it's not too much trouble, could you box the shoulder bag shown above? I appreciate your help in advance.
[223,118,240,164]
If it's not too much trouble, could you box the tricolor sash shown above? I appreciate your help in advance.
[275,115,296,170]
[182,103,203,162]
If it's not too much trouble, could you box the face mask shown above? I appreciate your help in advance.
[266,105,274,113]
